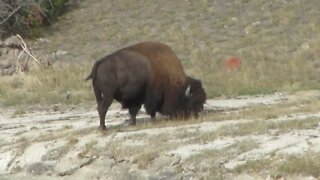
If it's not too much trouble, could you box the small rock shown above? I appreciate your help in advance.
[55,50,68,56]
[37,38,50,43]
[4,36,21,46]
[53,104,60,111]
[301,42,310,50]
[26,162,51,176]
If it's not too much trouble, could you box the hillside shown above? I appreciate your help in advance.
[1,0,320,106]
[35,0,320,97]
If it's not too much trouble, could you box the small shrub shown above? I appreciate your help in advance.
[1,0,77,38]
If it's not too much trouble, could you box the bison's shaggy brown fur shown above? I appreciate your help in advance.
[86,41,206,130]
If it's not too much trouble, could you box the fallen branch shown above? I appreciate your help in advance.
[0,34,45,75]
[15,34,41,65]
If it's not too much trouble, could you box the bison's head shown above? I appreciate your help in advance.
[174,77,206,119]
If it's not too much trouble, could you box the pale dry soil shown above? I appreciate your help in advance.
[0,91,320,180]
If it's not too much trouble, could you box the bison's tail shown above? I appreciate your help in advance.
[85,61,100,81]
[85,73,92,81]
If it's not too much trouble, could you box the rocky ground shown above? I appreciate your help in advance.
[1,91,320,180]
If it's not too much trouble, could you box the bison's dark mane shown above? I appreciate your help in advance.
[124,42,188,115]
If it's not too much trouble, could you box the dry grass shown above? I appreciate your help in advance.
[21,126,96,143]
[108,142,159,169]
[277,153,320,178]
[186,140,259,163]
[42,137,79,161]
[135,149,159,169]
[237,98,320,120]
[200,95,320,124]
[108,142,141,162]
[183,140,259,179]
[234,152,320,178]
[77,140,97,159]
[1,0,320,106]
[15,137,30,156]
[11,107,27,117]
[221,118,319,136]
[184,149,226,179]
[0,63,93,106]
[182,118,319,144]
[106,132,178,169]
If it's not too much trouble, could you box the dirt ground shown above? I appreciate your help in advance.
[1,91,320,179]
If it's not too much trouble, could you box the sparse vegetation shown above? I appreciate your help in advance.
[1,0,320,106]
[183,140,259,178]
[230,139,260,152]
[193,118,320,143]
[40,137,78,161]
[11,106,27,117]
[278,153,320,178]
[200,95,320,124]
[135,149,158,169]
[0,64,93,106]
[233,158,275,175]
[234,152,320,178]
[108,142,142,162]
[77,140,97,159]
[16,137,30,156]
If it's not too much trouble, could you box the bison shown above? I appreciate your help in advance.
[86,41,206,130]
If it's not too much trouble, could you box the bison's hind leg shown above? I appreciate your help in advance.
[98,97,113,130]
[128,106,141,125]
[94,86,114,130]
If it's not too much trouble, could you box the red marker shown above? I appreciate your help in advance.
[224,56,240,71]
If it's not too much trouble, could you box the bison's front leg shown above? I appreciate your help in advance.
[128,106,141,125]
[144,88,158,120]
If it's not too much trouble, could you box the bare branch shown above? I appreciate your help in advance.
[16,34,41,65]
[0,4,25,25]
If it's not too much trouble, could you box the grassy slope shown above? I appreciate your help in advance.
[1,0,320,105]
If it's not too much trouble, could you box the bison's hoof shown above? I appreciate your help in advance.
[99,126,107,130]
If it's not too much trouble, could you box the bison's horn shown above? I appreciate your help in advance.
[185,85,191,97]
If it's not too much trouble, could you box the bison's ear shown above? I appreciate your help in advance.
[185,85,191,97]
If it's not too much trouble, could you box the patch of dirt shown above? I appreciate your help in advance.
[1,91,320,179]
